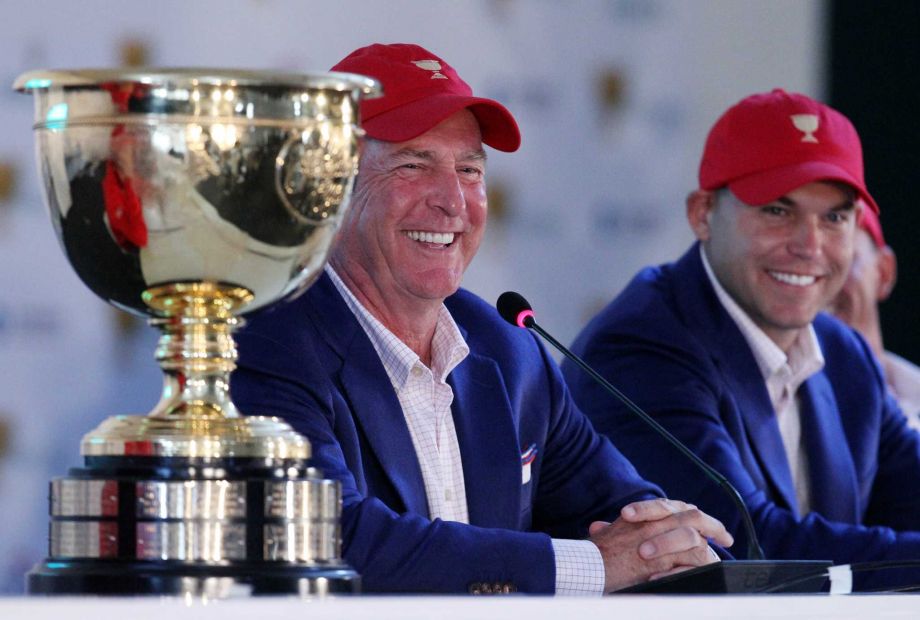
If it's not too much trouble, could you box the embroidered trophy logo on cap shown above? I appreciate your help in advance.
[412,60,448,79]
[791,113,820,143]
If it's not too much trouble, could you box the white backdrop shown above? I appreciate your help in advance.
[0,0,825,593]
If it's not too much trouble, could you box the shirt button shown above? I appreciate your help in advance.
[444,488,453,502]
[411,366,424,377]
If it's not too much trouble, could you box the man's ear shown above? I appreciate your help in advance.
[686,189,716,241]
[876,245,897,301]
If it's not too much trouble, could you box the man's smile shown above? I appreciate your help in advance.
[405,230,456,246]
[767,270,820,287]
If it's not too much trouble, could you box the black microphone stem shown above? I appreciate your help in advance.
[527,319,765,561]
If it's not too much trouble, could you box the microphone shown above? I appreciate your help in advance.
[497,291,763,560]
[496,291,832,594]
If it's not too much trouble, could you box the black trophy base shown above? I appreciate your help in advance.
[31,454,359,598]
[616,560,832,594]
[28,558,360,597]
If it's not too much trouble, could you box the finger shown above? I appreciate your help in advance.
[638,525,708,560]
[673,507,734,548]
[670,546,718,569]
[620,498,693,523]
[588,520,610,536]
[620,547,715,589]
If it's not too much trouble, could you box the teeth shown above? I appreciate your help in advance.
[769,271,816,287]
[406,230,455,245]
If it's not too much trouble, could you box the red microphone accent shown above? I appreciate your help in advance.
[516,309,535,329]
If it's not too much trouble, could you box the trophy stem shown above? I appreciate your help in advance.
[79,279,309,458]
[143,282,254,419]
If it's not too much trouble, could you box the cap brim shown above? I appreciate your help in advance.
[728,160,879,213]
[363,93,521,152]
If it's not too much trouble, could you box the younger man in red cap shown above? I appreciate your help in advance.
[565,89,920,589]
[830,206,920,426]
[232,43,730,594]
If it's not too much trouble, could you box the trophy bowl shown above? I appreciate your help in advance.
[15,68,379,597]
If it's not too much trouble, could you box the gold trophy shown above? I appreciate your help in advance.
[14,69,378,597]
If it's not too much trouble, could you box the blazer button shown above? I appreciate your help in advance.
[468,583,482,595]
[481,582,493,594]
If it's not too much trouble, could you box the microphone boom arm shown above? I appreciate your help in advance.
[524,317,765,561]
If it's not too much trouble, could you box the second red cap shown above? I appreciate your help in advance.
[858,202,886,248]
[699,89,878,213]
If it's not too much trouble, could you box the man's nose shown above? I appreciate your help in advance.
[788,218,822,258]
[426,168,465,216]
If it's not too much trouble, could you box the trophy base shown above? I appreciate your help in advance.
[27,559,359,597]
[30,454,358,598]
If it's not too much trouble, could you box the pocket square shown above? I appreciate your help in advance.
[521,443,537,484]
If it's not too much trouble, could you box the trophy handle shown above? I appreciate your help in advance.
[274,124,363,226]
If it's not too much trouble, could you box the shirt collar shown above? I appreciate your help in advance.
[325,264,469,389]
[699,246,824,386]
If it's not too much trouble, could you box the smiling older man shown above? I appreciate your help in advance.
[230,43,730,595]
[565,89,920,590]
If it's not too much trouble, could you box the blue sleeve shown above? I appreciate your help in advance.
[861,371,920,532]
[818,322,920,534]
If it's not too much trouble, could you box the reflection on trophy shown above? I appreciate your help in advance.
[14,68,379,597]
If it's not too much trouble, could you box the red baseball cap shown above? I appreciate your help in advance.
[858,201,886,248]
[331,43,520,152]
[699,89,878,213]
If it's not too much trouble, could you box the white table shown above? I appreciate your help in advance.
[1,594,918,620]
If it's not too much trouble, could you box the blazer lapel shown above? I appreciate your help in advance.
[799,374,860,522]
[721,366,800,516]
[305,274,428,517]
[449,351,522,529]
[672,246,800,515]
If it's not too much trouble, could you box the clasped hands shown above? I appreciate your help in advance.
[590,498,734,593]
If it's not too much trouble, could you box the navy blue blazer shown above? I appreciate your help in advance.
[231,273,660,593]
[565,244,920,582]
